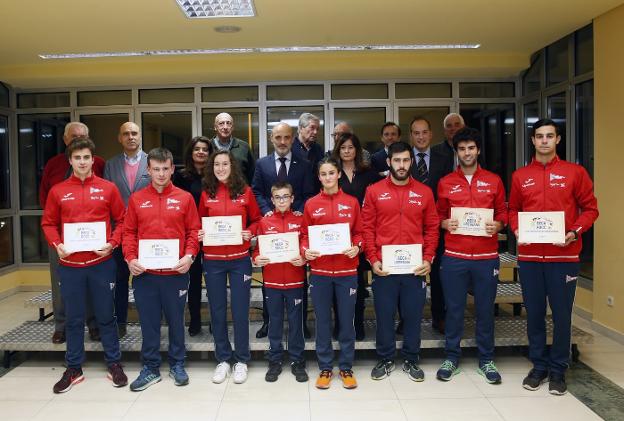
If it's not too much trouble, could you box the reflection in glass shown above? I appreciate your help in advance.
[202,86,258,102]
[0,115,10,209]
[575,24,593,76]
[0,82,9,108]
[141,112,192,165]
[333,108,387,153]
[202,108,259,159]
[331,84,388,100]
[396,83,451,99]
[79,114,130,160]
[139,88,194,104]
[459,83,515,98]
[522,52,542,95]
[0,217,14,268]
[267,106,325,156]
[267,85,323,101]
[397,107,450,147]
[523,102,539,165]
[17,92,70,108]
[576,80,594,279]
[77,90,131,106]
[547,93,567,160]
[546,37,569,86]
[21,215,48,263]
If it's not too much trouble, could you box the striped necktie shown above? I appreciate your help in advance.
[416,152,428,184]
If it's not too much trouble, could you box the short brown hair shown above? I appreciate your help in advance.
[271,181,293,196]
[65,136,95,159]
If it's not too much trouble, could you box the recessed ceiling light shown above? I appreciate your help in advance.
[175,0,255,18]
[214,25,241,33]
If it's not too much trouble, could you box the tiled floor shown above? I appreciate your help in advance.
[0,291,622,421]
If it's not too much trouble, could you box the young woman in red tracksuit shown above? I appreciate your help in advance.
[301,155,363,390]
[198,150,262,385]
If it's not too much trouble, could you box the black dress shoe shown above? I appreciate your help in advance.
[395,320,404,336]
[117,324,127,338]
[88,327,101,341]
[52,330,66,344]
[256,322,269,338]
[188,324,202,337]
[303,325,311,339]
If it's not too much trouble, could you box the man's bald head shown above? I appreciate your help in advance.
[214,113,234,143]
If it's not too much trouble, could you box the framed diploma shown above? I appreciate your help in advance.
[138,239,180,269]
[308,223,351,256]
[202,216,243,246]
[382,244,423,274]
[451,207,494,237]
[63,221,106,253]
[257,232,300,264]
[518,211,565,244]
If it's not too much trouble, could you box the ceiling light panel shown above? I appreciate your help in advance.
[176,0,255,18]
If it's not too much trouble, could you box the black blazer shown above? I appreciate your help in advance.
[411,146,454,199]
[370,148,389,174]
[339,167,383,206]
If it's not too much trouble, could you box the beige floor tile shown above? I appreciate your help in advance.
[218,400,310,421]
[466,372,553,397]
[33,400,133,421]
[133,376,226,402]
[310,399,405,421]
[400,397,504,421]
[0,376,58,401]
[1,400,50,420]
[308,370,397,401]
[487,395,602,421]
[389,369,484,399]
[124,400,220,421]
[223,366,309,401]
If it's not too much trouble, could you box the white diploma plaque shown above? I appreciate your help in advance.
[518,211,565,244]
[258,232,300,264]
[63,222,106,253]
[308,223,351,256]
[451,207,494,237]
[382,244,423,274]
[202,216,243,246]
[138,239,180,270]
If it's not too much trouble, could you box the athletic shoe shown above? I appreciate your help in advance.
[291,361,309,382]
[107,362,128,387]
[477,361,502,384]
[232,362,248,384]
[339,369,358,389]
[436,360,460,381]
[522,369,548,391]
[169,362,189,386]
[129,367,161,392]
[371,359,395,380]
[212,361,231,384]
[403,360,424,382]
[265,361,282,382]
[315,370,333,389]
[53,367,84,393]
[51,330,66,344]
[549,373,567,395]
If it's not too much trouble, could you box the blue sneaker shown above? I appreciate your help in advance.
[478,361,502,384]
[436,360,460,381]
[169,363,189,386]
[130,367,161,391]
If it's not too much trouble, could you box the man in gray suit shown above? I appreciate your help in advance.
[104,122,151,337]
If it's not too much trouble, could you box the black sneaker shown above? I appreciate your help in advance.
[522,369,548,391]
[291,361,309,382]
[549,373,567,395]
[265,361,282,382]
[436,360,460,381]
[371,359,395,380]
[107,362,128,387]
[53,367,84,393]
[403,360,424,382]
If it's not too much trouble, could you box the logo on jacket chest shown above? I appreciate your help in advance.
[337,203,352,218]
[450,185,463,194]
[288,223,300,230]
[549,173,567,188]
[476,180,492,193]
[61,192,75,202]
[522,178,535,188]
[166,197,181,211]
[312,207,326,217]
[377,192,392,201]
[139,200,152,208]
[408,190,422,205]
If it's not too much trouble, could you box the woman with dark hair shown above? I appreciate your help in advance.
[301,156,363,390]
[172,136,213,336]
[331,134,382,340]
[198,150,262,385]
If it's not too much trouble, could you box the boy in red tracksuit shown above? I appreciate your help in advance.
[41,136,127,393]
[253,181,308,383]
[509,119,598,395]
[435,127,508,384]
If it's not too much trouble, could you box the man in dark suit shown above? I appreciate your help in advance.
[431,113,465,171]
[103,122,151,337]
[252,122,314,338]
[371,122,401,176]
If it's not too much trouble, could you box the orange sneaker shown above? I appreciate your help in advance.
[315,370,333,389]
[339,369,358,389]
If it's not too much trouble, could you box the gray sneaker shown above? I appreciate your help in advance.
[403,360,424,382]
[371,359,395,380]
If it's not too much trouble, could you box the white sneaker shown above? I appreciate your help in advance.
[232,362,248,384]
[212,361,231,384]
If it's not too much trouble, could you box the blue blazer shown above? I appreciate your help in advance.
[103,151,151,206]
[252,153,314,215]
[370,148,389,173]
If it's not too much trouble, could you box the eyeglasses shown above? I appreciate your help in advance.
[272,195,292,202]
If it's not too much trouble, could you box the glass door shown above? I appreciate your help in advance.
[77,110,132,160]
[329,103,391,154]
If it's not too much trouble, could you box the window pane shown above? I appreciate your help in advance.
[547,92,567,159]
[546,37,569,86]
[267,106,325,156]
[397,106,450,147]
[576,80,594,279]
[141,111,192,165]
[331,84,388,100]
[0,82,9,108]
[266,85,324,101]
[18,113,70,210]
[79,114,130,160]
[332,108,387,154]
[395,83,451,98]
[202,86,258,102]
[77,90,131,106]
[0,115,9,209]
[21,215,48,263]
[522,52,542,95]
[139,88,194,104]
[202,108,260,159]
[17,92,70,108]
[575,24,593,76]
[459,82,515,98]
[0,217,14,268]
[523,101,539,164]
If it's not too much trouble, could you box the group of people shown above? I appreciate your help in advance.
[40,111,598,397]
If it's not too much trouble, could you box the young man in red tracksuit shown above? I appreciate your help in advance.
[509,119,598,395]
[253,181,309,383]
[41,137,128,393]
[435,127,508,384]
[362,141,439,382]
[123,148,200,391]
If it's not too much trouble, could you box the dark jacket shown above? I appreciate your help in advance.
[213,137,255,185]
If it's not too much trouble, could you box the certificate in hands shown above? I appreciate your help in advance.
[518,211,565,244]
[308,223,351,256]
[202,216,243,246]
[63,221,106,253]
[139,239,180,270]
[257,232,300,264]
[382,244,423,274]
[451,207,494,237]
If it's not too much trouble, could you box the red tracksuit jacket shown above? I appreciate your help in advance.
[41,174,125,267]
[300,189,363,277]
[437,166,508,260]
[253,210,305,289]
[198,183,262,261]
[508,156,599,262]
[123,182,200,275]
[362,176,439,265]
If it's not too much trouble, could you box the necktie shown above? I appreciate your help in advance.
[277,157,287,181]
[416,152,428,184]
